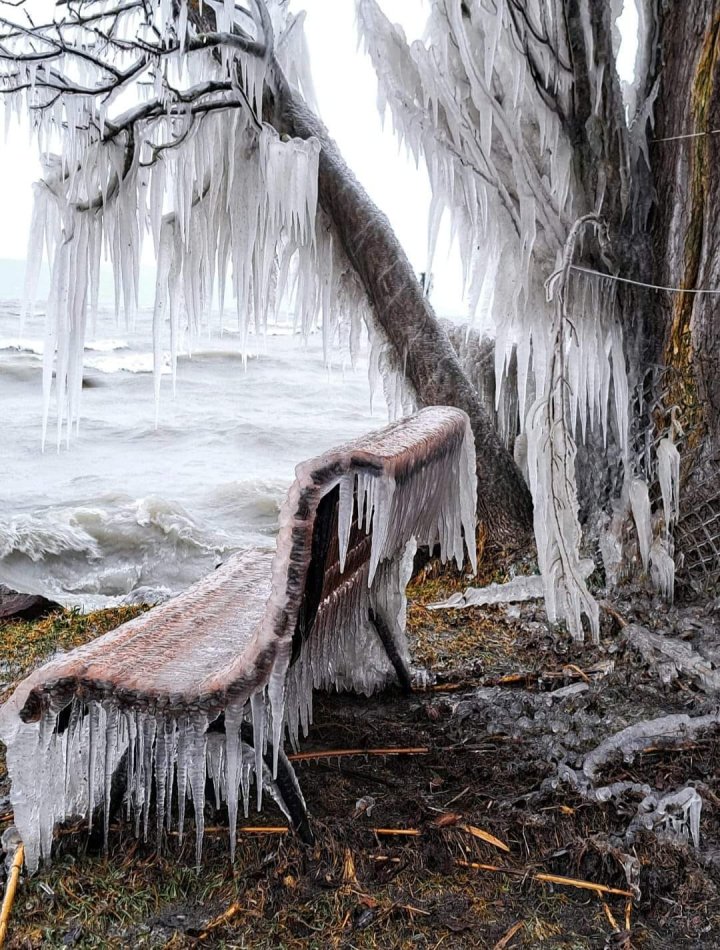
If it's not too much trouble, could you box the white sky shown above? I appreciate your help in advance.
[0,1,638,314]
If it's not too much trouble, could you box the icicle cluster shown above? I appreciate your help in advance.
[356,0,579,328]
[0,408,477,871]
[0,689,308,872]
[2,0,384,442]
[356,2,639,640]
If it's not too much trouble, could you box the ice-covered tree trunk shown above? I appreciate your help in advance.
[177,2,533,544]
[267,74,534,546]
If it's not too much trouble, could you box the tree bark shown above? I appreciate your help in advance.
[269,74,533,546]
[652,1,720,450]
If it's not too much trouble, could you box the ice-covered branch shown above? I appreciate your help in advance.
[0,0,333,445]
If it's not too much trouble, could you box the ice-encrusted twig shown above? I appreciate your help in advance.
[582,711,720,782]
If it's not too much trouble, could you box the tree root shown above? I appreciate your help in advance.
[621,623,720,692]
[557,711,720,867]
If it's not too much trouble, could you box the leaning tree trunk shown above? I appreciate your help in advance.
[269,74,534,546]
[649,1,720,588]
[186,2,533,546]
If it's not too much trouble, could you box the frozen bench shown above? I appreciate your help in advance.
[0,407,476,871]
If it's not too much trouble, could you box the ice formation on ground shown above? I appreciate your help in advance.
[0,407,477,871]
[428,561,595,612]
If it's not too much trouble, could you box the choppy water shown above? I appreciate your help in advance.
[0,276,382,607]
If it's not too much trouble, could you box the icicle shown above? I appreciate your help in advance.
[87,703,101,831]
[650,535,675,602]
[657,437,680,529]
[186,713,208,866]
[224,700,243,862]
[250,691,266,810]
[629,478,652,572]
[103,705,119,854]
[337,474,354,573]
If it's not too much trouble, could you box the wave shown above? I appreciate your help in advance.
[84,338,130,353]
[0,338,43,356]
[0,495,238,609]
[83,352,170,374]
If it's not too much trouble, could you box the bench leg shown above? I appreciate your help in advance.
[368,609,413,693]
[239,723,314,846]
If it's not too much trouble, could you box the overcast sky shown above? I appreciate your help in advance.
[0,1,637,315]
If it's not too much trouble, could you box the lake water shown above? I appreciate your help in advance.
[0,260,388,608]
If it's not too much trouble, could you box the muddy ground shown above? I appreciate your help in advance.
[0,563,719,949]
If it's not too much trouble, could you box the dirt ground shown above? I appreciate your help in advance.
[1,562,719,949]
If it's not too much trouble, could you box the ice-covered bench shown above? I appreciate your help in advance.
[0,407,476,871]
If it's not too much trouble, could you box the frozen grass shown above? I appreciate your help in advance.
[1,570,719,948]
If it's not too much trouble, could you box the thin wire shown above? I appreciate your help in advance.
[652,128,720,143]
[570,264,720,296]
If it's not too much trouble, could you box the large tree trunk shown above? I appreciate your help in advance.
[269,75,534,546]
[652,2,720,444]
[649,1,720,587]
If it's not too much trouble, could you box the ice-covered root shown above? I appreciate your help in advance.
[427,563,592,610]
[558,711,720,850]
[621,624,720,693]
[628,787,702,849]
[581,712,720,782]
[427,574,544,609]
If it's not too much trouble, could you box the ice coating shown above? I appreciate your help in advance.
[0,407,476,871]
[427,574,544,610]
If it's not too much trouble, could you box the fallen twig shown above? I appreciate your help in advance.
[0,843,24,948]
[457,860,634,898]
[372,828,421,837]
[288,747,429,762]
[493,921,525,949]
[461,824,510,853]
[167,826,289,836]
[370,822,509,852]
[197,901,243,938]
[600,601,629,629]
